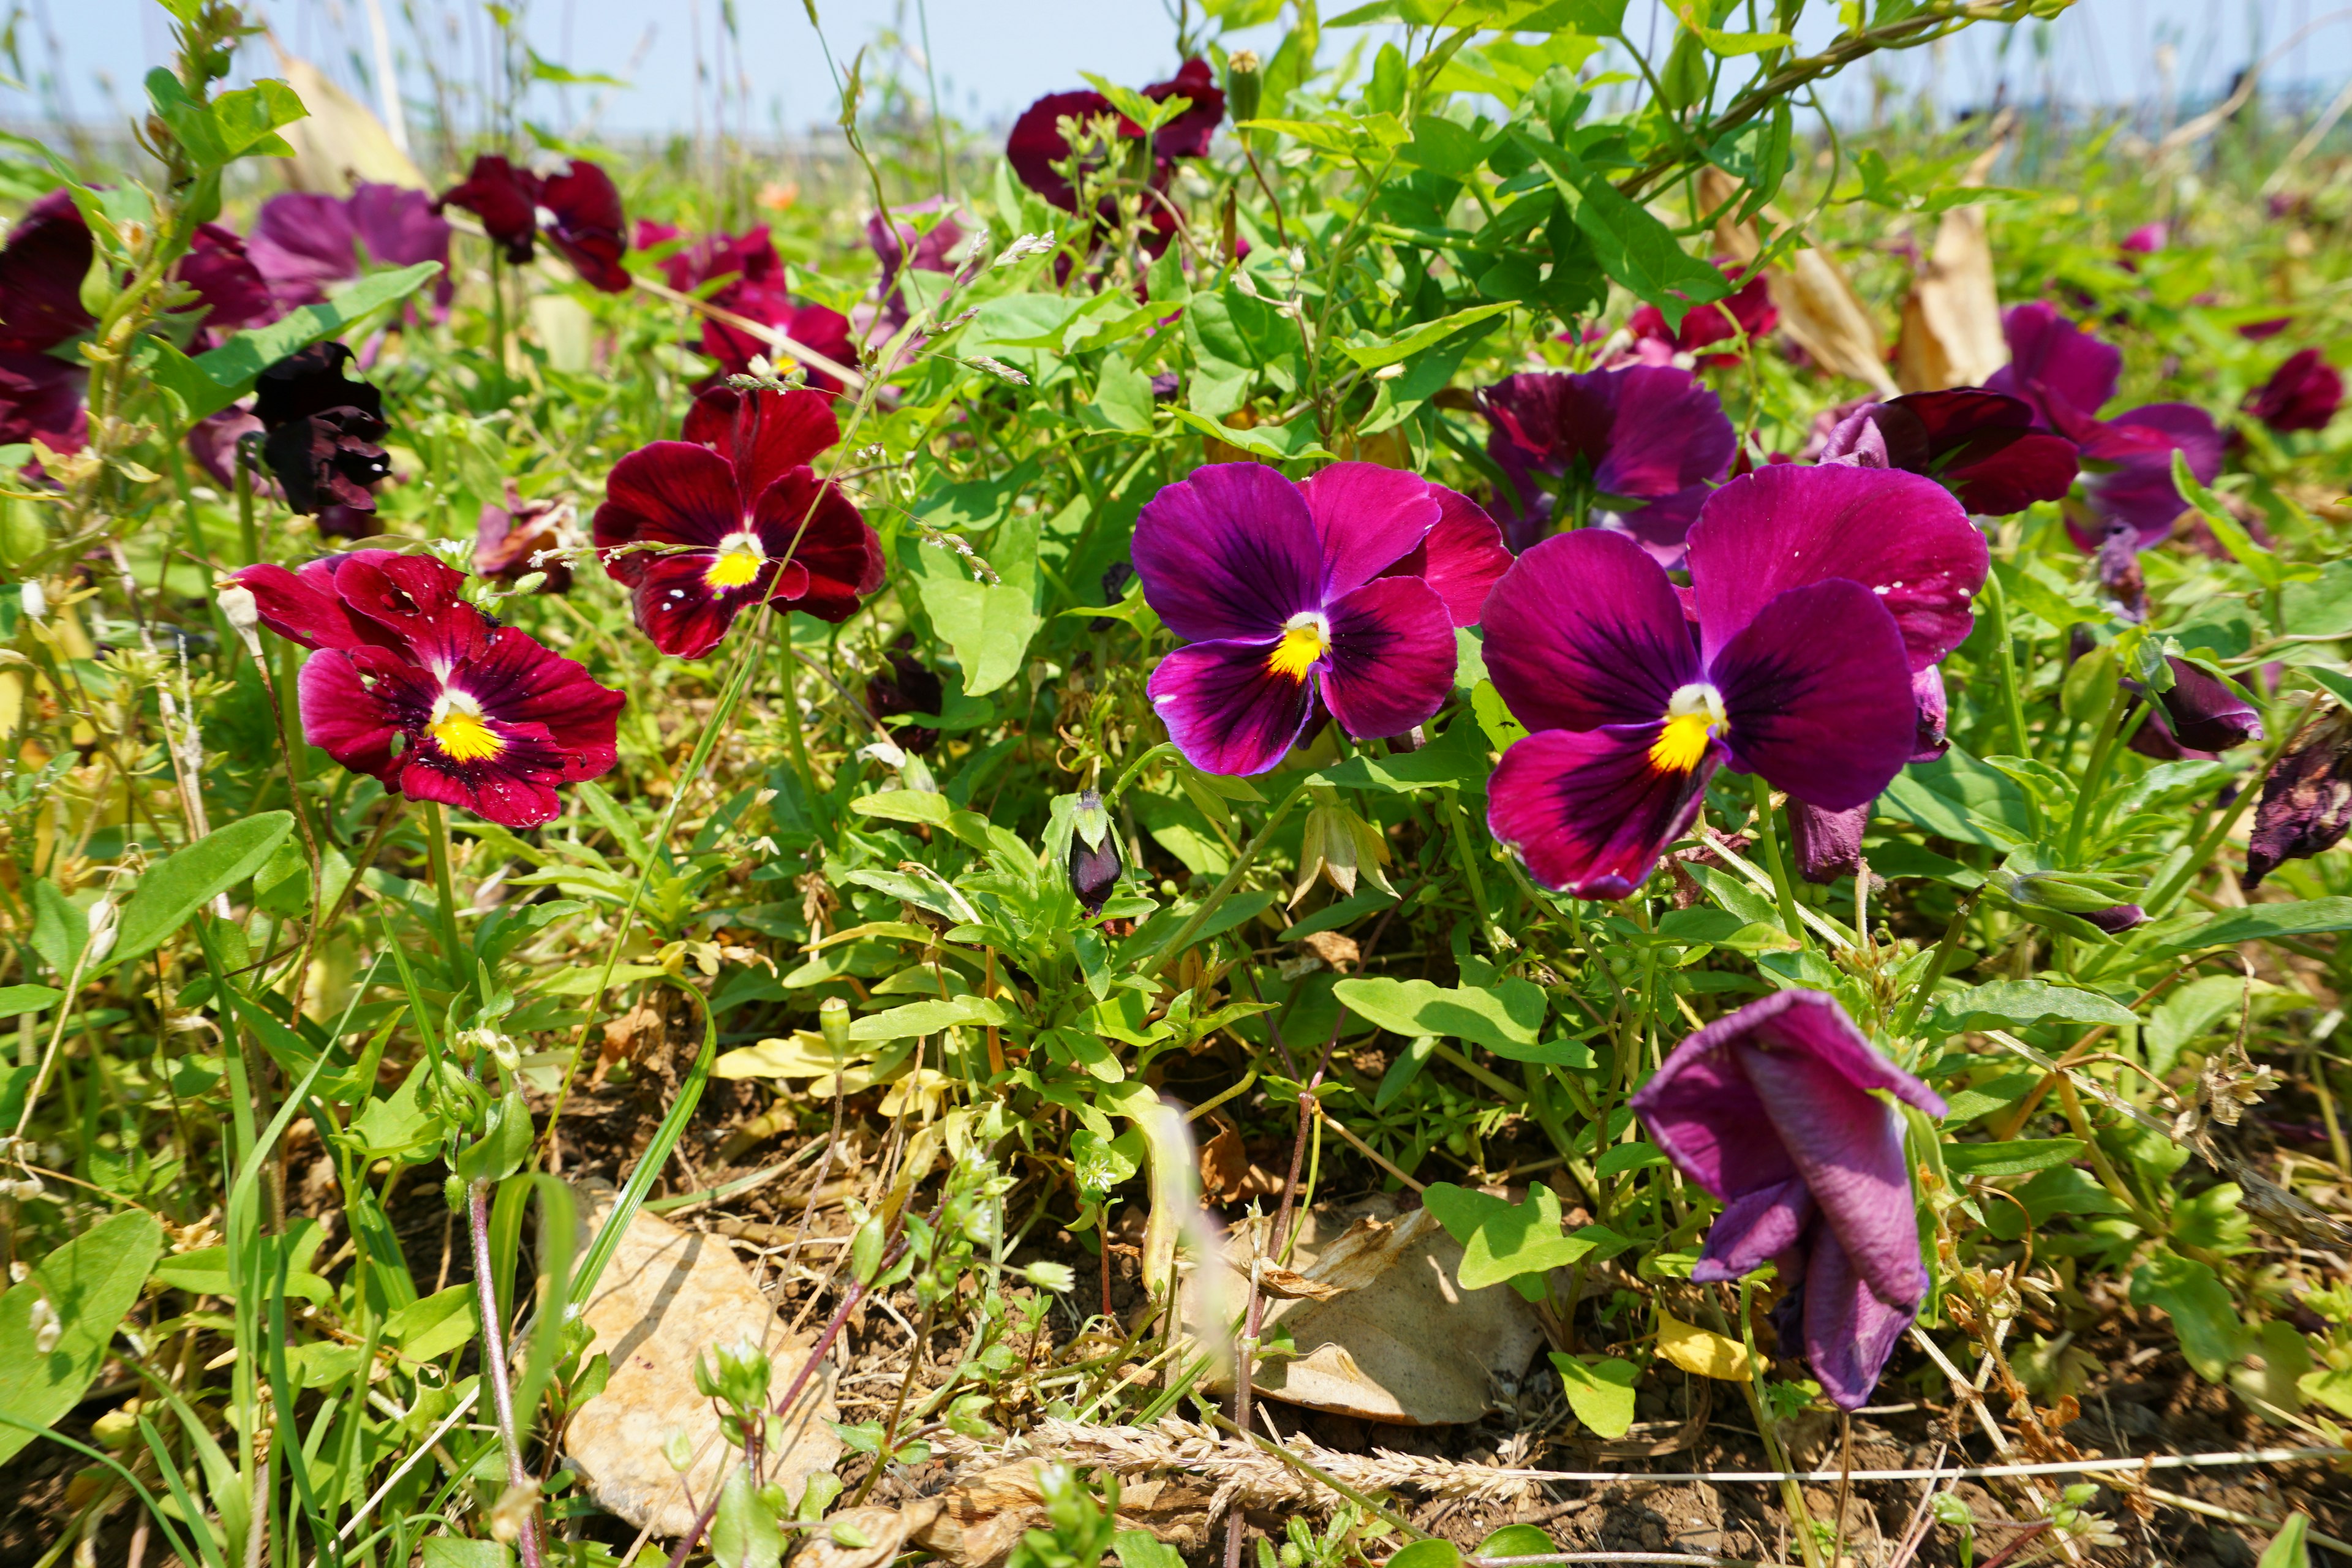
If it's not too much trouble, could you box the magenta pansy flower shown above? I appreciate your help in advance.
[1480,366,1736,560]
[248,184,455,311]
[1985,303,2221,547]
[435,156,630,293]
[592,385,883,658]
[1134,462,1508,777]
[1816,389,2078,516]
[1632,990,1947,1410]
[1627,260,1776,368]
[1483,464,1983,899]
[230,550,624,828]
[868,197,965,330]
[2246,349,2342,434]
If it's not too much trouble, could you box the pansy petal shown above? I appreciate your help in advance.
[684,385,840,496]
[1789,801,1868,884]
[435,154,539,260]
[297,647,418,783]
[1482,529,1700,734]
[330,551,484,663]
[2081,402,2223,543]
[1006,90,1114,210]
[1317,576,1455,741]
[1630,996,1803,1201]
[1592,364,1739,499]
[0,349,88,453]
[594,441,747,585]
[1147,636,1317,777]
[1687,463,1986,672]
[1487,724,1720,900]
[628,551,788,659]
[1144,58,1224,158]
[1600,482,1711,567]
[1911,664,1950,762]
[1942,429,2080,516]
[1801,1227,1923,1412]
[1691,1178,1815,1284]
[397,717,571,828]
[1409,485,1512,625]
[1985,303,2120,431]
[462,627,625,783]
[1713,578,1917,812]
[750,469,885,622]
[1297,462,1441,600]
[1133,464,1324,644]
[0,190,94,353]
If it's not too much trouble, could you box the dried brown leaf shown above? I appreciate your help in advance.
[1895,205,2005,391]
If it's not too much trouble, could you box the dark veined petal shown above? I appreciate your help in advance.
[1689,1177,1814,1284]
[2247,348,2343,434]
[463,625,625,783]
[1599,481,1711,567]
[2079,402,2223,545]
[0,190,94,353]
[538,160,631,292]
[1144,58,1224,159]
[1687,463,1986,674]
[0,349,87,453]
[1006,89,1115,210]
[178,224,277,336]
[1133,463,1324,644]
[1486,723,1720,900]
[298,646,425,785]
[1800,1226,1924,1411]
[1985,302,2121,431]
[1711,578,1916,812]
[628,551,803,660]
[1147,636,1317,777]
[1378,484,1510,627]
[1297,461,1441,600]
[1941,428,2080,516]
[397,714,573,827]
[593,441,748,586]
[434,154,540,261]
[683,384,840,497]
[1317,575,1455,741]
[749,467,885,622]
[1482,529,1700,735]
[1590,366,1738,501]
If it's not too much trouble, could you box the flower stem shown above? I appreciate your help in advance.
[234,453,259,568]
[423,802,466,987]
[1138,776,1310,982]
[1443,785,1509,952]
[1892,892,1978,1047]
[468,1178,545,1568]
[2139,690,2318,919]
[1981,568,2032,762]
[1748,774,1806,947]
[487,248,509,376]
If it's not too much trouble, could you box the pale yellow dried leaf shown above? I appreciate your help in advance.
[1895,204,2006,393]
[1655,1311,1754,1382]
[273,56,427,194]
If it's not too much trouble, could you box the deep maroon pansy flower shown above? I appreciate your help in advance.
[2245,708,2352,891]
[1632,990,1946,1411]
[1480,366,1737,560]
[2126,657,2264,761]
[228,550,624,828]
[252,342,391,522]
[1817,389,2079,516]
[1006,58,1224,214]
[249,184,455,311]
[176,224,277,342]
[475,484,577,592]
[0,190,96,354]
[0,350,87,453]
[1626,261,1776,368]
[592,385,883,658]
[868,197,965,330]
[1985,303,2220,547]
[2246,349,2343,434]
[1133,462,1507,776]
[1483,464,1983,899]
[435,155,629,293]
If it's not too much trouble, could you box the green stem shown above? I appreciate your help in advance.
[234,453,259,567]
[1892,892,1978,1046]
[488,248,509,377]
[423,802,465,988]
[1748,774,1806,946]
[1442,786,1506,951]
[2060,680,2129,862]
[2140,690,2318,918]
[1982,568,2032,762]
[1138,778,1310,983]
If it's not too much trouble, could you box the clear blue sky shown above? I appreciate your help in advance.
[6,0,2346,141]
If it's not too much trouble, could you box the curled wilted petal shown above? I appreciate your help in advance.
[2129,658,2263,759]
[475,486,578,592]
[1789,801,1868,884]
[2244,707,2352,891]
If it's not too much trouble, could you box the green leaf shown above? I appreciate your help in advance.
[916,575,1040,698]
[1401,116,1500,178]
[2281,560,2352,638]
[140,263,442,423]
[1311,718,1491,793]
[0,985,60,1018]
[1112,1529,1187,1568]
[850,789,953,826]
[1383,1542,1461,1568]
[420,1542,514,1568]
[1521,135,1728,326]
[1340,301,1516,370]
[2258,1515,2312,1568]
[1473,1525,1559,1559]
[2171,450,2274,581]
[1087,353,1156,434]
[1928,979,2138,1034]
[2129,1251,2247,1382]
[1549,1352,1638,1438]
[208,80,307,159]
[1880,747,2032,848]
[1941,1138,2085,1177]
[383,1284,481,1363]
[0,1210,164,1464]
[1167,407,1335,461]
[850,997,1003,1041]
[2163,899,2352,954]
[106,813,294,974]
[1332,975,1545,1055]
[1423,1182,1615,1291]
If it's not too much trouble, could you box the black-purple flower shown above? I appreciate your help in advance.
[252,342,391,521]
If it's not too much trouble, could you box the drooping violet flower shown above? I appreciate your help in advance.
[1068,788,1123,913]
[1479,366,1736,559]
[227,549,624,828]
[1633,990,1946,1411]
[435,155,630,293]
[0,190,96,353]
[1006,58,1224,214]
[1788,802,1868,884]
[1626,261,1776,368]
[2126,657,2264,761]
[1985,303,2220,548]
[247,184,454,312]
[2244,708,2352,890]
[1816,389,2078,516]
[591,384,883,658]
[1483,464,1982,899]
[867,197,965,330]
[653,224,856,390]
[2245,349,2343,434]
[1133,462,1506,776]
[475,484,578,592]
[251,344,391,527]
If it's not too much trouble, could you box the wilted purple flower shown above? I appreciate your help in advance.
[1789,802,1868,884]
[252,343,390,523]
[866,639,945,755]
[475,484,577,592]
[1483,465,1983,899]
[1134,462,1506,776]
[248,184,455,312]
[2244,709,2352,890]
[2127,657,2264,760]
[1480,366,1737,560]
[2245,349,2343,434]
[1817,390,2078,517]
[1633,990,1946,1411]
[867,197,964,330]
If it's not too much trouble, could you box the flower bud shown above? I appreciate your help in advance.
[1068,789,1121,913]
[18,580,44,623]
[1226,50,1263,124]
[27,1294,59,1352]
[83,900,118,969]
[818,996,852,1058]
[216,583,265,656]
[1023,1260,1077,1293]
[1995,867,2141,915]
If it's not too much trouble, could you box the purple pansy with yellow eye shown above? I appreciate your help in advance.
[1134,462,1509,777]
[1482,463,1984,900]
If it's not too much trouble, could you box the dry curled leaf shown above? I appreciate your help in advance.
[1297,929,1360,973]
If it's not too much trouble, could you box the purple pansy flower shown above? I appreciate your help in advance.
[1985,303,2222,548]
[1633,990,1946,1411]
[1480,366,1737,560]
[1816,389,2078,516]
[1482,464,1983,900]
[248,184,455,312]
[1134,462,1508,776]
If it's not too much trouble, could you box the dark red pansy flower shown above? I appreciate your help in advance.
[252,342,391,521]
[1817,389,2079,516]
[475,484,578,592]
[434,155,630,293]
[1006,58,1224,216]
[0,190,96,353]
[0,350,87,453]
[1627,262,1776,368]
[228,550,624,829]
[591,385,884,658]
[176,223,277,343]
[2246,349,2343,434]
[657,224,856,391]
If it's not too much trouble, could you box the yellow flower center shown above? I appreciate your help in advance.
[705,532,766,590]
[1646,684,1725,774]
[428,692,503,763]
[1265,614,1329,683]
